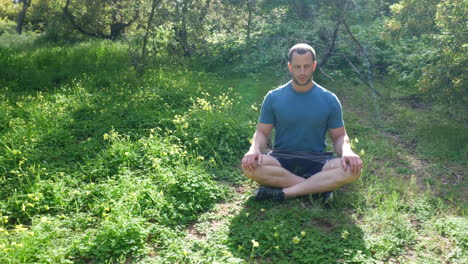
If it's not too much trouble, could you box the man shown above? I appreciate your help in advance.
[241,43,362,202]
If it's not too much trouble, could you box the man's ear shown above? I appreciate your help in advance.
[287,62,292,72]
[312,61,317,72]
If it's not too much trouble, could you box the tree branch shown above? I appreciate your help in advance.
[64,0,109,39]
[142,0,160,58]
[342,20,374,70]
[318,19,342,68]
[318,67,335,81]
[137,0,160,74]
[336,52,381,97]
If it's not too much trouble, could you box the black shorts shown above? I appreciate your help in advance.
[268,150,337,179]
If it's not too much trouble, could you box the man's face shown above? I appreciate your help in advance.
[288,51,316,86]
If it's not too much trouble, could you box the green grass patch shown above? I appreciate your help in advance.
[0,38,466,263]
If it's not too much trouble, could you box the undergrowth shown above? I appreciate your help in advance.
[0,38,466,263]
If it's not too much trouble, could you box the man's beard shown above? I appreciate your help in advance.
[292,74,312,86]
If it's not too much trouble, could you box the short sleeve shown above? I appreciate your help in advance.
[258,92,275,124]
[327,94,344,129]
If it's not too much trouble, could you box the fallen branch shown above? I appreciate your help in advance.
[337,52,381,97]
[318,19,342,68]
[443,165,461,185]
[342,20,374,71]
[318,67,335,81]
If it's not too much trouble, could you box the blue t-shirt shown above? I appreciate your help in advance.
[259,81,344,152]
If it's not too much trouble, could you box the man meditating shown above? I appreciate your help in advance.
[241,43,363,202]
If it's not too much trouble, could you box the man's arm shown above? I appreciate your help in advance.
[328,126,362,175]
[242,122,273,170]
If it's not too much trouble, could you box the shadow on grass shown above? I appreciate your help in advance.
[228,194,368,263]
[26,83,174,166]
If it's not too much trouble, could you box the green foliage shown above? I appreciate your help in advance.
[399,107,467,163]
[0,215,76,263]
[0,0,18,21]
[0,40,132,92]
[386,0,467,105]
[386,0,439,36]
[0,17,15,35]
[0,39,245,263]
[170,91,251,164]
[432,216,468,263]
[71,215,148,263]
[229,203,368,263]
[1,13,466,262]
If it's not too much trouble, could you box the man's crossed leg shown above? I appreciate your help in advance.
[242,154,360,201]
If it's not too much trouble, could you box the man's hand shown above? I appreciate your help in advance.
[242,151,263,170]
[341,151,363,175]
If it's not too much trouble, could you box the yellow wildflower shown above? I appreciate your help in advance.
[292,236,301,244]
[251,240,259,247]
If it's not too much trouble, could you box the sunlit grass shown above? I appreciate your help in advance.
[0,39,466,263]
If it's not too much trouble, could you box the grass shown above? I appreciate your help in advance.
[0,37,466,263]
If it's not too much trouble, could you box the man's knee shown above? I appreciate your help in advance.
[244,166,272,185]
[242,166,255,180]
[324,158,360,184]
[241,154,280,179]
[343,167,360,183]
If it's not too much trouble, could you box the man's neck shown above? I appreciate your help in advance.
[291,80,315,93]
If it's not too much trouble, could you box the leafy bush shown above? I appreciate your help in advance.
[72,215,148,263]
[170,91,251,164]
[0,17,15,35]
[0,215,76,263]
[386,0,467,105]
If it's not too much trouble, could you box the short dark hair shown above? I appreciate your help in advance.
[288,43,316,62]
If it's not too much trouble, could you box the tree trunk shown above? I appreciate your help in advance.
[136,0,160,75]
[64,0,140,40]
[199,0,211,22]
[110,23,126,39]
[246,0,253,43]
[289,0,311,19]
[16,0,31,34]
[177,0,192,57]
[142,0,159,59]
[318,20,341,68]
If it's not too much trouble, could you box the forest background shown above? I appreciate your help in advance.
[0,0,466,263]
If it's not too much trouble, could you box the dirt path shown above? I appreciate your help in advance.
[384,131,463,187]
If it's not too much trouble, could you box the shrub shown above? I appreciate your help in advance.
[0,17,15,35]
[72,215,148,263]
[170,91,251,164]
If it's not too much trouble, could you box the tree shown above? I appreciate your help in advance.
[169,0,212,56]
[63,0,143,40]
[15,0,31,34]
[288,0,312,19]
[136,0,161,74]
[246,0,255,43]
[387,0,467,103]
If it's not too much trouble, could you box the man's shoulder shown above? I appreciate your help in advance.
[314,83,334,95]
[314,83,340,101]
[268,82,291,95]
